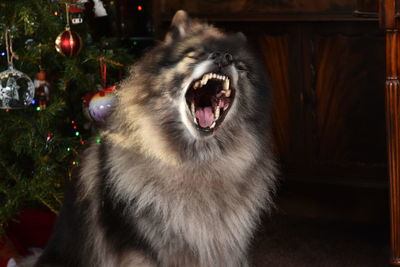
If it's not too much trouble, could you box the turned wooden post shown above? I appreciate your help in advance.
[382,0,400,264]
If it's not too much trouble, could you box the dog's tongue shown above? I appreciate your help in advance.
[195,107,214,128]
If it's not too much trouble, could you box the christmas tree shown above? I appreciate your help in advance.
[0,0,133,233]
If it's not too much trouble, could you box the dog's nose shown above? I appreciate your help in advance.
[209,52,233,67]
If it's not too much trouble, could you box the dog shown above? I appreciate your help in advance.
[30,10,277,267]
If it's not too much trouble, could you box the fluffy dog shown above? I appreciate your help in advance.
[32,10,277,267]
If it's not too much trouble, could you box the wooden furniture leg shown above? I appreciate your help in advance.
[382,0,400,264]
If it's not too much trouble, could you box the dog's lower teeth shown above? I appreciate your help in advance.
[191,101,195,114]
[215,106,220,120]
[210,121,216,129]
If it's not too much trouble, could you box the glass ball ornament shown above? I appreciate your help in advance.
[87,86,117,122]
[0,65,35,109]
[55,28,82,57]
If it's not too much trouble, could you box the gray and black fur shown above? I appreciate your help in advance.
[31,10,277,267]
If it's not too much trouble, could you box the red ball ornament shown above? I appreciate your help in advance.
[55,28,82,57]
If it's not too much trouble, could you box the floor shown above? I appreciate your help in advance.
[249,180,390,267]
[250,215,389,267]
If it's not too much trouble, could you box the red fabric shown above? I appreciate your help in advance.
[6,209,56,255]
[0,236,18,267]
[0,210,56,266]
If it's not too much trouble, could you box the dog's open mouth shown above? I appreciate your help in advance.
[185,72,235,132]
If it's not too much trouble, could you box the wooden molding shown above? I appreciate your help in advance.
[382,0,400,262]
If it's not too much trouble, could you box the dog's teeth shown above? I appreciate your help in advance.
[194,81,201,89]
[201,75,208,85]
[191,101,195,114]
[224,79,230,90]
[214,106,220,120]
[210,121,216,129]
[223,89,231,97]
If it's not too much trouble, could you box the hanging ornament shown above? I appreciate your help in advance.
[88,85,116,122]
[70,4,85,24]
[93,0,108,17]
[0,30,34,109]
[34,68,50,110]
[83,57,117,123]
[55,3,82,57]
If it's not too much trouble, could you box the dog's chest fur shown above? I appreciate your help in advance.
[87,142,268,267]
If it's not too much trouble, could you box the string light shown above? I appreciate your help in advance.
[96,137,101,144]
[1,52,5,56]
[67,147,71,152]
[36,106,41,111]
[54,11,58,16]
[137,5,142,11]
[46,133,54,142]
[69,120,85,145]
[31,99,36,105]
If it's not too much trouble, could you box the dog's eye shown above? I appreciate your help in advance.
[235,61,247,71]
[185,51,199,59]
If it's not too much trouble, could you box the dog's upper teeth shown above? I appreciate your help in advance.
[194,81,201,89]
[221,89,231,97]
[223,79,230,90]
[201,75,209,85]
[194,73,230,90]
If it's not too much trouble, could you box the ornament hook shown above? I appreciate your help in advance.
[4,29,17,67]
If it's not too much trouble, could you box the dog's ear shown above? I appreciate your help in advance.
[165,10,191,43]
